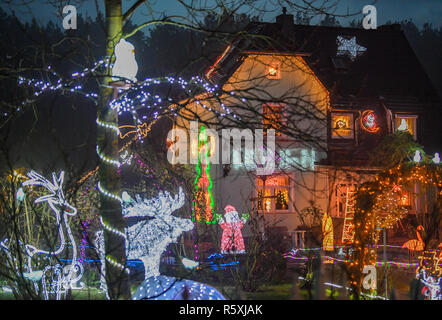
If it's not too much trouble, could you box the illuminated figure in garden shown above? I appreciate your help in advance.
[219,205,247,254]
[112,38,138,82]
[95,188,225,300]
[193,126,215,223]
[1,170,84,300]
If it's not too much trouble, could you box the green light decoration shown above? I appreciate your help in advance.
[192,126,216,224]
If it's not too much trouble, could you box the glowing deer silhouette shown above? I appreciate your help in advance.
[95,188,225,300]
[20,170,84,299]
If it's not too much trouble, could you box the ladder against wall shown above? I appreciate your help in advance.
[341,186,356,244]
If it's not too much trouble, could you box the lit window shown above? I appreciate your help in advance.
[395,115,417,139]
[256,176,290,212]
[331,113,354,139]
[399,191,412,207]
[267,62,281,79]
[263,104,284,136]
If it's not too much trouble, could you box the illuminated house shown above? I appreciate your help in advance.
[173,11,440,249]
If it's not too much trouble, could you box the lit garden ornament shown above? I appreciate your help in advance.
[336,36,367,60]
[95,188,225,300]
[3,171,84,299]
[112,38,138,82]
[432,152,440,164]
[219,205,247,254]
[413,150,422,163]
[16,187,25,201]
[121,191,132,203]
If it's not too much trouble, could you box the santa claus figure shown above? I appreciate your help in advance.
[219,205,246,254]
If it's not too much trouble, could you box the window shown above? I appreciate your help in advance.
[395,115,417,140]
[266,62,281,79]
[263,103,284,136]
[256,175,290,212]
[331,113,354,139]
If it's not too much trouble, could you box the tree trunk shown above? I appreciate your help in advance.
[97,0,130,299]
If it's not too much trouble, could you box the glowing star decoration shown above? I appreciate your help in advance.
[112,38,138,82]
[322,213,334,252]
[413,150,421,163]
[219,205,247,254]
[433,153,440,164]
[360,110,379,133]
[336,36,367,61]
[397,118,408,131]
[14,170,84,300]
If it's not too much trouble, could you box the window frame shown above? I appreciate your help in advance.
[255,175,293,214]
[262,103,287,138]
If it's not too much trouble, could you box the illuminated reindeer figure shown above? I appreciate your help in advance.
[96,188,225,300]
[20,170,84,299]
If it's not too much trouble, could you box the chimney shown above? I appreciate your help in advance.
[276,7,294,26]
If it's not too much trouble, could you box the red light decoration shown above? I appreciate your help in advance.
[360,110,379,133]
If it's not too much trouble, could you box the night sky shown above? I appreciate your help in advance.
[2,0,442,29]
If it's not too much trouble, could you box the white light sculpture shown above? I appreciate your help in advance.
[95,188,225,300]
[112,38,138,82]
[3,171,84,299]
[432,152,440,164]
[337,36,367,60]
[413,150,421,163]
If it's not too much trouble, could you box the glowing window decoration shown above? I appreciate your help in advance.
[192,126,216,223]
[219,205,247,254]
[112,38,138,82]
[331,113,354,139]
[395,115,417,139]
[266,62,281,79]
[256,176,290,212]
[263,104,284,136]
[336,36,367,61]
[360,110,379,133]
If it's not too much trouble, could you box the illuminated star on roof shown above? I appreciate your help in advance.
[336,36,367,60]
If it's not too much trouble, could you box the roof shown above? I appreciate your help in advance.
[206,16,440,108]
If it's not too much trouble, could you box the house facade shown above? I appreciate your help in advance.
[172,12,440,250]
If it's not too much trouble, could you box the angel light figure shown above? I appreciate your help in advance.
[112,38,138,82]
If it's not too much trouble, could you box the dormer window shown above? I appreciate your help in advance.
[331,113,354,139]
[267,62,281,79]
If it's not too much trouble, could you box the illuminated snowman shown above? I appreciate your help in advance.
[112,38,138,82]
